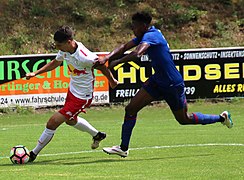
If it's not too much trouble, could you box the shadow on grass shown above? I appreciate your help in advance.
[0,153,214,166]
[65,153,214,165]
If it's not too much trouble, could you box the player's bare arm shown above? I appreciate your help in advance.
[109,42,150,69]
[94,64,118,89]
[98,40,137,65]
[26,59,62,80]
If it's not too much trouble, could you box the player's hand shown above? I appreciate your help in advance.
[93,58,100,68]
[25,72,36,80]
[108,60,120,69]
[97,56,108,65]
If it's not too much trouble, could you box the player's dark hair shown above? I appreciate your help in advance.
[54,26,74,43]
[132,12,152,25]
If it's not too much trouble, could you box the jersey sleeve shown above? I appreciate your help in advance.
[76,43,98,67]
[55,50,65,61]
[132,37,141,46]
[141,31,160,46]
[78,52,98,66]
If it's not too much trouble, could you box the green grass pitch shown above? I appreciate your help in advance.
[0,101,243,179]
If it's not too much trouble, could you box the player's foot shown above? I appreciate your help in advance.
[103,146,129,158]
[28,151,37,162]
[91,132,106,149]
[220,111,233,128]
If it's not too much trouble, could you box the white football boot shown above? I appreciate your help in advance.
[103,146,129,157]
[220,111,233,128]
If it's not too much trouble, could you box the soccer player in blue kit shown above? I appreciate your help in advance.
[100,12,233,157]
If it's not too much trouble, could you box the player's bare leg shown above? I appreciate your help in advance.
[103,88,154,157]
[29,112,66,162]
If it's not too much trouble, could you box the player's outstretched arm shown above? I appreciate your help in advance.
[109,42,150,69]
[26,59,62,80]
[98,40,136,65]
[95,64,118,89]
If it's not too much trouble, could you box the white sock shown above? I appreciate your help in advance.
[73,116,98,137]
[32,128,56,155]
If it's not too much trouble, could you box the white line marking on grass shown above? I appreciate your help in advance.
[131,143,244,150]
[0,143,243,159]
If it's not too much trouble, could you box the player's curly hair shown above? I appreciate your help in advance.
[54,26,74,43]
[132,12,152,25]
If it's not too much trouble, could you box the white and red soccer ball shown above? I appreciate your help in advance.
[9,145,30,164]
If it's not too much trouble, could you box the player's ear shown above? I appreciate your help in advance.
[139,22,147,32]
[67,39,72,44]
[143,23,149,29]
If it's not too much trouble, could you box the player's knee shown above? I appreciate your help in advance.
[125,105,130,113]
[176,119,188,125]
[65,118,77,126]
[175,117,190,125]
[125,105,137,116]
[46,117,58,130]
[173,112,192,125]
[46,115,64,130]
[65,121,72,126]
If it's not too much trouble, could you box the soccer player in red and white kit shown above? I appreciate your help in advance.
[25,26,118,162]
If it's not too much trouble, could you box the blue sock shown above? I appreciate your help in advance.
[192,112,221,125]
[120,114,136,151]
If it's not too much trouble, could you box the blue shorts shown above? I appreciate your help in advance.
[142,77,187,111]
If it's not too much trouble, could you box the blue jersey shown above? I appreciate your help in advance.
[133,26,183,87]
